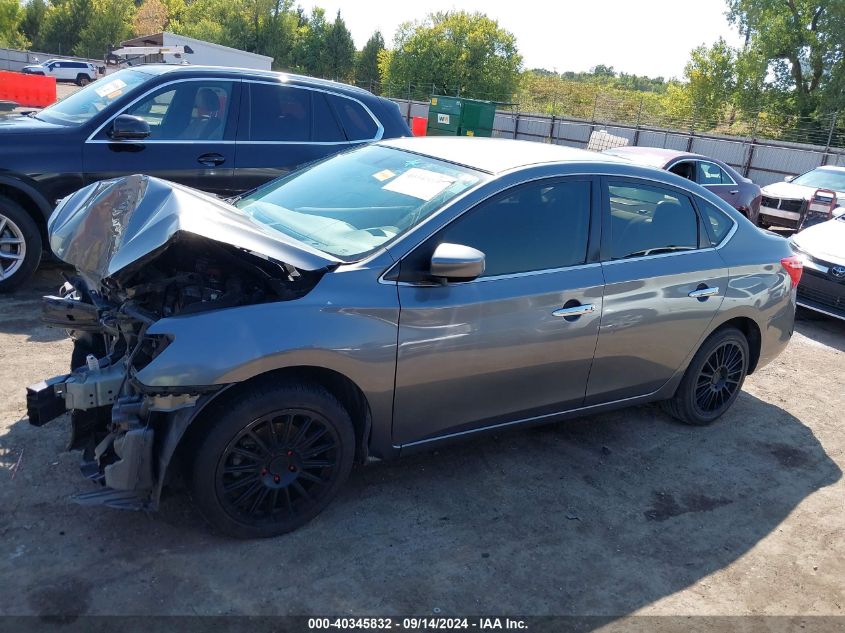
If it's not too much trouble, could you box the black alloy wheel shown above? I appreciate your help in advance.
[190,383,354,538]
[663,327,749,425]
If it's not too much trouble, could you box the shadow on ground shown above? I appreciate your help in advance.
[0,384,839,616]
[0,264,68,342]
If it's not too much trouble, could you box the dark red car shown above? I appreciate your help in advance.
[603,146,762,224]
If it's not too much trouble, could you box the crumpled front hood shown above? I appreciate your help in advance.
[48,174,339,282]
[762,180,845,201]
[792,218,845,266]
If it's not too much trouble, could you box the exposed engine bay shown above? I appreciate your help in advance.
[26,174,334,509]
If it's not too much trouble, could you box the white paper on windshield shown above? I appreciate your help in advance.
[382,168,456,201]
[95,78,127,98]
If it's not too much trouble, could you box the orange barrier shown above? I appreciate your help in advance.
[0,71,57,108]
[411,116,427,136]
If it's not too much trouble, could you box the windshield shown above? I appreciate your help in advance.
[36,69,152,126]
[792,169,845,193]
[235,145,485,259]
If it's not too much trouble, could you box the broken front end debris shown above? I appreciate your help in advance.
[26,174,332,509]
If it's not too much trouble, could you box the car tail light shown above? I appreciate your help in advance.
[781,255,803,288]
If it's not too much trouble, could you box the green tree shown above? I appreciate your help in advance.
[21,0,47,49]
[322,10,354,80]
[727,0,844,117]
[74,0,135,58]
[0,0,30,48]
[293,7,328,75]
[355,30,384,90]
[40,0,93,56]
[379,11,522,101]
[682,38,737,125]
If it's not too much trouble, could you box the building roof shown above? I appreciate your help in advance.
[379,137,625,174]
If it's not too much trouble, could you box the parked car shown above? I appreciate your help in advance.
[0,65,410,292]
[758,166,845,230]
[27,138,800,538]
[790,214,845,320]
[603,146,762,225]
[20,59,98,85]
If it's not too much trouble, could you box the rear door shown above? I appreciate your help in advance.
[83,78,240,196]
[233,82,381,193]
[392,177,604,446]
[585,177,729,404]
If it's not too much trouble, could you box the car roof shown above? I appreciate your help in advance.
[812,165,845,173]
[603,146,697,166]
[378,137,627,174]
[136,64,376,97]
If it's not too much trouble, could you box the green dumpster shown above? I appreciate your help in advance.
[426,96,498,137]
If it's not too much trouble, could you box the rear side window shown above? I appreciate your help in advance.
[326,94,378,140]
[698,199,734,245]
[698,161,734,185]
[248,83,311,142]
[312,92,346,142]
[434,179,592,277]
[608,182,699,259]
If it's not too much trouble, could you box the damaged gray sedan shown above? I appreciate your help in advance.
[27,138,800,538]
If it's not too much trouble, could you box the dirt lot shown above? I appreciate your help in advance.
[0,263,842,619]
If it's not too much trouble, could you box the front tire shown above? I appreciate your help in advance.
[662,327,749,426]
[189,382,355,538]
[0,196,42,292]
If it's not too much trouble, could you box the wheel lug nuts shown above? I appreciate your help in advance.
[261,468,267,475]
[273,475,280,483]
[287,451,293,456]
[289,465,296,472]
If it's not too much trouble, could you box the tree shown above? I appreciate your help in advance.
[727,0,845,117]
[323,10,354,80]
[355,30,383,90]
[133,0,167,36]
[293,7,328,75]
[683,38,737,125]
[40,0,93,56]
[0,0,29,48]
[21,0,47,50]
[75,0,135,58]
[379,11,522,102]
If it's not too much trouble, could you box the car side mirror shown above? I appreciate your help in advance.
[784,175,795,182]
[109,114,150,141]
[430,243,485,282]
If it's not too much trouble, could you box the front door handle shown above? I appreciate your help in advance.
[688,286,720,299]
[729,190,739,195]
[552,303,596,318]
[198,152,226,167]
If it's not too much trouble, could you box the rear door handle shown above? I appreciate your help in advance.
[688,286,720,299]
[552,303,596,318]
[198,152,226,167]
[729,190,739,195]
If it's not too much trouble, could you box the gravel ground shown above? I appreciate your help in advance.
[0,264,843,619]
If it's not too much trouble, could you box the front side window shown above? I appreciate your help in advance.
[247,83,311,142]
[236,145,484,259]
[698,161,733,185]
[608,182,699,259]
[124,81,232,141]
[36,69,152,126]
[431,180,592,277]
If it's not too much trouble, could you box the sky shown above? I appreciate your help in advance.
[302,0,745,80]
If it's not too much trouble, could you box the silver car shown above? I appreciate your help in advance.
[27,138,801,538]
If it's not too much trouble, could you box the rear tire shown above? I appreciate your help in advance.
[662,327,749,426]
[0,196,42,293]
[76,74,91,86]
[189,382,355,538]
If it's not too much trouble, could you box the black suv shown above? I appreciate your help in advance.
[0,65,410,291]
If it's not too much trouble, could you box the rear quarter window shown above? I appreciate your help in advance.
[698,199,735,245]
[327,94,378,140]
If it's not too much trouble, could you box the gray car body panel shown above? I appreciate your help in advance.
[53,140,795,465]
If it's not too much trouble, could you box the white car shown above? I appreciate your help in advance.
[21,59,98,86]
[759,166,845,230]
[790,215,845,320]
